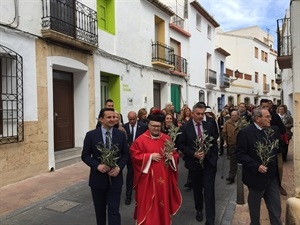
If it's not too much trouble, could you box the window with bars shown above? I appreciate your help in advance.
[0,45,24,144]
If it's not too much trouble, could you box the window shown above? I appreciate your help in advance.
[0,45,24,144]
[255,72,258,83]
[207,25,211,39]
[97,0,115,34]
[254,47,258,58]
[196,14,201,31]
[271,79,275,90]
[261,50,268,62]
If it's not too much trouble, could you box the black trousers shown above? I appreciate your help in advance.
[91,184,122,225]
[125,157,133,199]
[190,162,217,225]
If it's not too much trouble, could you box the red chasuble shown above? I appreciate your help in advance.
[130,130,182,225]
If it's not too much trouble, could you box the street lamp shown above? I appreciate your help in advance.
[231,69,240,82]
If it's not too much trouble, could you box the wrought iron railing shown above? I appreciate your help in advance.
[275,73,282,84]
[277,18,291,56]
[170,54,187,74]
[152,41,174,65]
[219,73,230,88]
[41,0,98,46]
[205,69,217,85]
[0,45,24,144]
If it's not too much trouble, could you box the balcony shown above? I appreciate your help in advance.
[170,54,187,77]
[263,83,270,93]
[169,15,191,38]
[152,41,175,69]
[205,69,217,89]
[277,18,292,69]
[41,0,98,52]
[275,73,282,84]
[219,73,230,89]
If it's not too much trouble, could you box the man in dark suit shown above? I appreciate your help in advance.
[177,103,219,225]
[260,99,287,196]
[122,111,147,205]
[81,108,129,225]
[236,107,282,225]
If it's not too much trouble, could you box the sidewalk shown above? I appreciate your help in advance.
[0,141,294,225]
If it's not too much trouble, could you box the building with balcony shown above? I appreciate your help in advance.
[216,26,281,107]
[277,10,294,114]
[0,0,98,187]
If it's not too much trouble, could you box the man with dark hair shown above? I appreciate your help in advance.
[96,99,124,128]
[238,102,253,123]
[177,103,219,224]
[260,99,287,196]
[82,108,129,225]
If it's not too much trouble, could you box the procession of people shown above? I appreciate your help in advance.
[81,99,293,225]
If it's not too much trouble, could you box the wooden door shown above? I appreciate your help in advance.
[53,70,74,151]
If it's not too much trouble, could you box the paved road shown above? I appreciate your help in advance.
[0,156,236,225]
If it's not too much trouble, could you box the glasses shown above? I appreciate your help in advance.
[149,124,161,129]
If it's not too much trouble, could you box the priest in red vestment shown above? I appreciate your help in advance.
[130,110,182,225]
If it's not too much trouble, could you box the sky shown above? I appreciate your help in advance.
[199,0,290,47]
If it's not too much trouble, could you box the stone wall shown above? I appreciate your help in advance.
[0,121,48,187]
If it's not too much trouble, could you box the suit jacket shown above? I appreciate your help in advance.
[81,127,129,189]
[236,124,279,191]
[177,119,219,171]
[123,121,147,145]
[205,116,219,139]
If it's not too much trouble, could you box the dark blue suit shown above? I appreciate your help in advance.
[123,121,147,200]
[81,127,129,225]
[177,119,218,225]
[236,124,282,224]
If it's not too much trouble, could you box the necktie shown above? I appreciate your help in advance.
[105,131,111,149]
[196,123,202,139]
[128,125,135,144]
[131,125,135,141]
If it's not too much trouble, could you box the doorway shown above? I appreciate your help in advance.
[53,70,74,151]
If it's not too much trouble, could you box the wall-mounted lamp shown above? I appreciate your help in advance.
[231,69,240,82]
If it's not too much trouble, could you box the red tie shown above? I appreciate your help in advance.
[196,123,202,138]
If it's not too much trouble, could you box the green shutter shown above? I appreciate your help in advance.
[97,0,115,35]
[171,84,181,113]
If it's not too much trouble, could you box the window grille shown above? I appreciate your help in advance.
[0,45,24,144]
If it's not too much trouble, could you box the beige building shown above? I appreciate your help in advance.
[0,0,97,187]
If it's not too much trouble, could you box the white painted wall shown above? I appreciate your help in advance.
[0,28,38,121]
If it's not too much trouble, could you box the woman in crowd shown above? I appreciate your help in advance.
[137,108,148,125]
[179,106,192,126]
[277,105,293,161]
[162,112,176,134]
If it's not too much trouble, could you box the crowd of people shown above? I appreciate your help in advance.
[81,98,293,225]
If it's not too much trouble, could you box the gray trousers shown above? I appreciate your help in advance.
[248,177,282,225]
[228,146,237,179]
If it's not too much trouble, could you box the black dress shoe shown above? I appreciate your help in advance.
[125,198,131,205]
[195,211,203,222]
[184,182,192,189]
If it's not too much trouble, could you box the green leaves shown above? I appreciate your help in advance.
[194,130,214,168]
[96,142,120,168]
[162,124,181,166]
[255,127,279,166]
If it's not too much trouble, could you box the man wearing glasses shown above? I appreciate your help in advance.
[130,109,182,225]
